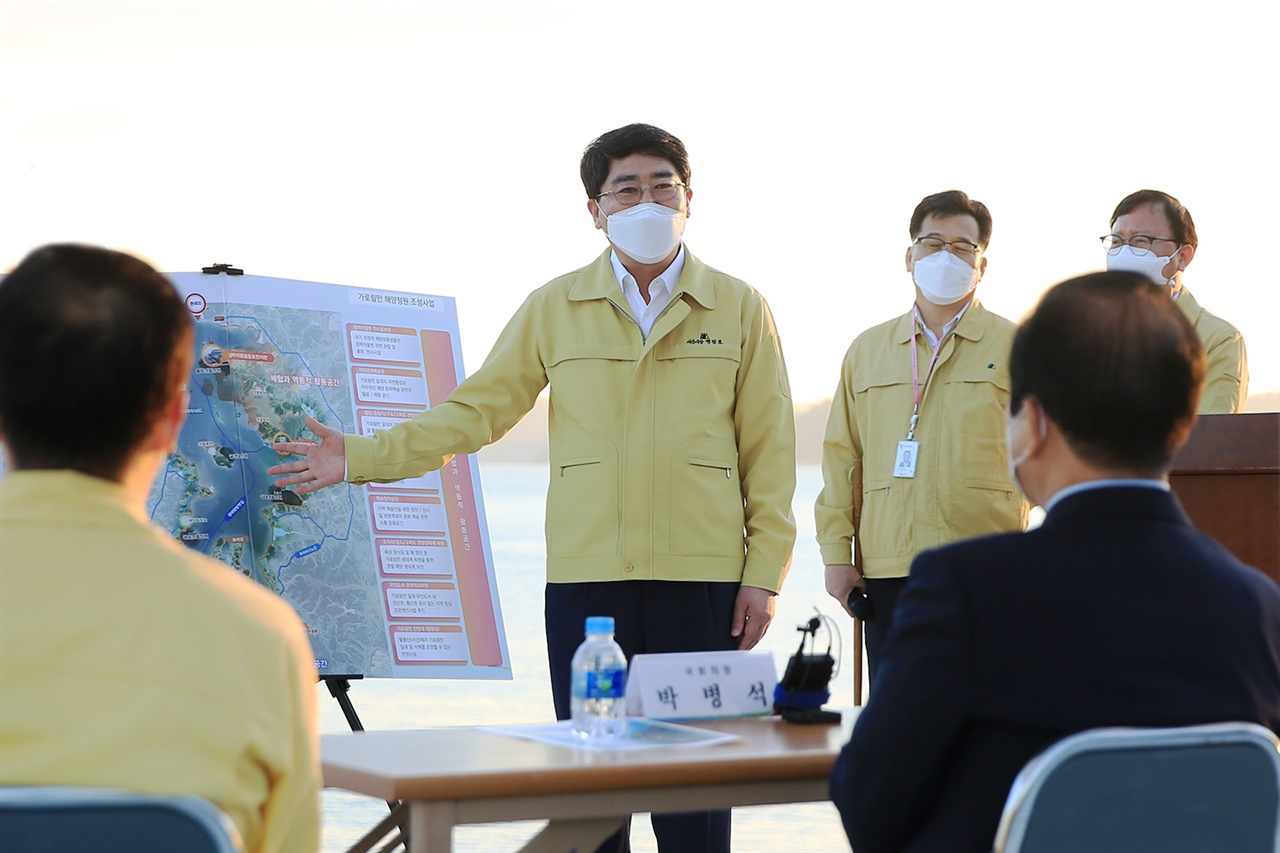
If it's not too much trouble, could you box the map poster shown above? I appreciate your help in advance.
[145,272,511,680]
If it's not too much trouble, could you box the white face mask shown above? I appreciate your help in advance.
[1106,244,1178,286]
[605,202,685,264]
[912,250,979,305]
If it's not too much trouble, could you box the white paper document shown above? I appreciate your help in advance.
[482,718,742,751]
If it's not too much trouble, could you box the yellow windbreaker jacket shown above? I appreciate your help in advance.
[816,299,1028,578]
[1176,286,1249,414]
[346,248,797,591]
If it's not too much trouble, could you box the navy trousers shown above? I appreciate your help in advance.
[863,576,910,686]
[545,580,739,853]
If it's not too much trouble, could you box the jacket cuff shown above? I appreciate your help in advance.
[345,433,375,484]
[819,542,854,566]
[741,559,787,594]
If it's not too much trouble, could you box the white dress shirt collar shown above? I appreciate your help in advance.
[610,246,686,340]
[913,301,970,350]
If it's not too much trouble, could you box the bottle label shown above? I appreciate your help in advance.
[586,667,626,699]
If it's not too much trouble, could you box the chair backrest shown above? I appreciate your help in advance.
[993,722,1280,853]
[0,786,244,853]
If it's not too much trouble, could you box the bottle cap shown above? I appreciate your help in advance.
[585,615,615,635]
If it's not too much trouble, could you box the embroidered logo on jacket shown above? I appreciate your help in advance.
[686,332,724,345]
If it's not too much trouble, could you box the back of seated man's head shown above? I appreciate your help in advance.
[1008,270,1206,476]
[0,244,192,481]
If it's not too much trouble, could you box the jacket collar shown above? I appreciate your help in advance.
[893,296,989,345]
[1040,484,1190,530]
[1174,285,1204,325]
[568,246,716,310]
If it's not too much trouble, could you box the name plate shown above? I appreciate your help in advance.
[625,650,777,720]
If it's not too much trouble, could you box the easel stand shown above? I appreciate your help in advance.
[324,675,367,732]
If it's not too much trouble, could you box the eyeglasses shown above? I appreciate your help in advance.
[595,181,687,207]
[1100,234,1179,256]
[914,237,980,260]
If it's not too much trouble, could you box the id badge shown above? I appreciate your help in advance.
[893,439,919,478]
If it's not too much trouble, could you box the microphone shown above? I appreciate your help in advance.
[773,612,842,725]
[847,588,874,621]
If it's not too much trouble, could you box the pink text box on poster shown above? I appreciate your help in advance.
[352,366,427,408]
[376,537,454,577]
[383,581,461,620]
[369,494,447,535]
[391,624,467,665]
[346,323,422,366]
[356,409,442,492]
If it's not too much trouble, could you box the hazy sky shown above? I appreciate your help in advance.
[3,0,1277,405]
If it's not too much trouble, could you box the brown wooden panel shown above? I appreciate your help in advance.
[1169,412,1279,583]
[1172,413,1279,474]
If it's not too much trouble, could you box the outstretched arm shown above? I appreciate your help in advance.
[268,416,347,495]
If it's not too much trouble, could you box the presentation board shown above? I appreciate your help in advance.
[144,271,511,679]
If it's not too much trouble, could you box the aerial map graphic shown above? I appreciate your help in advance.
[145,273,510,679]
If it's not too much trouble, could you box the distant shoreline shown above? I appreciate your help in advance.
[477,392,1279,466]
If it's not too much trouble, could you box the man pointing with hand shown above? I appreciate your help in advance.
[272,123,796,853]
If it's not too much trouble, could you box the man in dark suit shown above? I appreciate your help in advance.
[829,270,1280,853]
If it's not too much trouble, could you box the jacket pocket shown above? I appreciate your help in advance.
[546,446,620,559]
[858,476,909,562]
[654,349,742,418]
[669,444,746,557]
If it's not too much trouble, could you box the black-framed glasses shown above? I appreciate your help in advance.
[595,181,687,207]
[914,236,980,259]
[1100,234,1179,256]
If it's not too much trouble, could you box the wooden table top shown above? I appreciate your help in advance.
[322,713,858,802]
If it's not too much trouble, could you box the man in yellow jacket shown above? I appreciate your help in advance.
[1103,189,1249,413]
[272,123,796,853]
[0,244,321,853]
[817,191,1028,683]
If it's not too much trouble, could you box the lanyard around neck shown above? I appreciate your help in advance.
[907,325,945,441]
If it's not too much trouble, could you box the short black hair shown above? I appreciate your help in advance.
[0,244,193,480]
[910,190,993,249]
[1009,271,1205,474]
[580,123,691,199]
[1110,189,1198,249]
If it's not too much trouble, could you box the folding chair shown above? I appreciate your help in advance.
[993,721,1280,853]
[0,786,243,853]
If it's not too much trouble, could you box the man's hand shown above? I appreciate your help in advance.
[826,563,866,618]
[731,586,776,650]
[267,416,347,495]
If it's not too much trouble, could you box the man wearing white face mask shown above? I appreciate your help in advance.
[817,190,1027,683]
[269,123,796,853]
[830,271,1280,853]
[1103,189,1249,413]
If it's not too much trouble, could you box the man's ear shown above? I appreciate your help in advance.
[1024,397,1052,458]
[588,198,606,232]
[1177,243,1196,271]
[145,390,189,454]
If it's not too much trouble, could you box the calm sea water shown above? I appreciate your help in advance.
[319,463,854,852]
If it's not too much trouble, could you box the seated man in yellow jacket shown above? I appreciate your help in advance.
[0,244,321,853]
[271,123,796,853]
[1103,188,1249,413]
[817,191,1028,684]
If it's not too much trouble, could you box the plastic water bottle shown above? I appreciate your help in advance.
[570,616,628,740]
